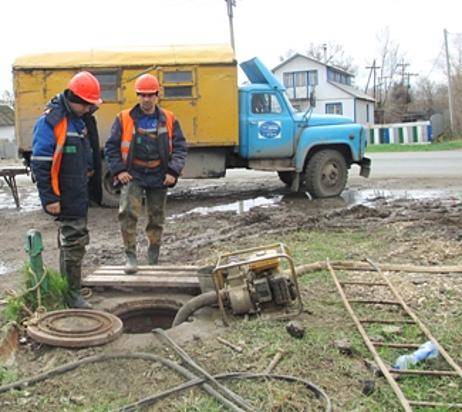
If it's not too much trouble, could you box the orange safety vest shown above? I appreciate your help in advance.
[50,117,68,196]
[118,108,174,162]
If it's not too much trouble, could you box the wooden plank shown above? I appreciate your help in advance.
[94,269,200,277]
[99,265,200,271]
[82,275,200,289]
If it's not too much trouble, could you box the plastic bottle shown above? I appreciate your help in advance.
[393,341,439,370]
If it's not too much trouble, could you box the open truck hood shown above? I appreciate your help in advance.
[240,57,285,90]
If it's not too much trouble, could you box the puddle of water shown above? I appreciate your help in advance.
[170,196,281,218]
[0,187,41,212]
[343,189,462,207]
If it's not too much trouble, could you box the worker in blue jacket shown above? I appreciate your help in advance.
[31,71,102,308]
[104,74,187,273]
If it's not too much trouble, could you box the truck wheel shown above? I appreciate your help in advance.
[302,149,348,198]
[102,162,120,208]
[277,171,294,186]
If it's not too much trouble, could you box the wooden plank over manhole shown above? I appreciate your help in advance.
[83,274,200,289]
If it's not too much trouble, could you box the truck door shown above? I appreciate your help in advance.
[247,92,294,158]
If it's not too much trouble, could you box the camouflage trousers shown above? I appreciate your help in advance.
[118,181,167,254]
[57,218,89,290]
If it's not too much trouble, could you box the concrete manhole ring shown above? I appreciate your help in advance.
[27,309,123,348]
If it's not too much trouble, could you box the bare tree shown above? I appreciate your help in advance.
[279,42,357,74]
[1,90,14,108]
[305,42,356,74]
[373,27,411,123]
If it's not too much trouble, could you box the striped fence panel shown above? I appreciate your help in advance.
[368,121,432,145]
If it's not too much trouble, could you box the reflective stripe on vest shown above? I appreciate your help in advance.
[50,117,68,196]
[118,108,174,162]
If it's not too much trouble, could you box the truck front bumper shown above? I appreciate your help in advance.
[359,157,371,178]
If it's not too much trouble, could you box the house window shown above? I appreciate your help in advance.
[327,69,352,86]
[251,93,282,114]
[162,69,194,99]
[283,70,318,88]
[91,70,120,101]
[366,104,370,122]
[326,102,343,115]
[282,70,317,100]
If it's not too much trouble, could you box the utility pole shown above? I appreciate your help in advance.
[444,28,454,132]
[225,0,236,52]
[365,60,381,100]
[396,59,409,84]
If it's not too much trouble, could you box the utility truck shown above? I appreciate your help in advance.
[13,44,370,201]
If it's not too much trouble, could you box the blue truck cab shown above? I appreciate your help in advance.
[237,57,371,198]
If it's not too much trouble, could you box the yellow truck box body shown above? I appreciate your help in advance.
[13,44,238,151]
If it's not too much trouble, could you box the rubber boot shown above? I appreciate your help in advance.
[63,262,92,309]
[147,244,160,265]
[124,250,138,274]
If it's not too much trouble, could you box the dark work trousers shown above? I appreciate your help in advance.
[118,181,167,255]
[57,218,89,291]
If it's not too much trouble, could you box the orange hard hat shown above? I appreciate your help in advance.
[68,71,102,105]
[135,74,160,94]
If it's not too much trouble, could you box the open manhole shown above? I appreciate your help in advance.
[112,299,182,334]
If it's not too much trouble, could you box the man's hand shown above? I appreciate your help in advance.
[163,173,176,186]
[117,171,133,185]
[45,201,61,215]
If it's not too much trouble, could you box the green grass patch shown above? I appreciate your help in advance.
[3,263,68,323]
[366,139,462,152]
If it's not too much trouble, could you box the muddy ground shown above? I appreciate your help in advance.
[1,165,461,292]
[0,162,462,410]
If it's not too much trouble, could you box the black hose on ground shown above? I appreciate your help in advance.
[172,290,218,327]
[121,372,332,412]
[153,328,254,411]
[0,352,246,412]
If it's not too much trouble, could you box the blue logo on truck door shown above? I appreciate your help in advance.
[258,121,281,139]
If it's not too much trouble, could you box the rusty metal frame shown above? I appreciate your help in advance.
[212,243,303,326]
[0,167,28,209]
[327,259,462,411]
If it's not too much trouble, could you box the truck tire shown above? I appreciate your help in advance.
[302,149,348,198]
[277,171,294,186]
[101,161,121,208]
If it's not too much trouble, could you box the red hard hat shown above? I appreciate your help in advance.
[68,71,102,105]
[135,74,160,94]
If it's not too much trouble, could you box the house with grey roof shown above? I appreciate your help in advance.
[273,54,375,126]
[0,104,16,158]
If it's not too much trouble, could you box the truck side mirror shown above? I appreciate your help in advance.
[309,88,316,108]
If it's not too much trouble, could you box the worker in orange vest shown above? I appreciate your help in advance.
[31,71,102,308]
[104,74,187,273]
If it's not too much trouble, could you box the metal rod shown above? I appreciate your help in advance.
[360,319,416,324]
[340,281,388,286]
[371,342,421,349]
[390,369,459,377]
[409,400,462,408]
[348,299,400,305]
[326,260,412,412]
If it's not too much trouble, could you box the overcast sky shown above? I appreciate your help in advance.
[1,0,460,94]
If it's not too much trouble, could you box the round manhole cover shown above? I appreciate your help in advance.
[27,309,123,348]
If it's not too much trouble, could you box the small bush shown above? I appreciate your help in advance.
[3,263,69,323]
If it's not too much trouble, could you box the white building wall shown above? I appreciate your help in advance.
[0,125,15,141]
[274,56,361,122]
[355,100,374,126]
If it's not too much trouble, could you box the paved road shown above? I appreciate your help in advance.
[366,150,462,178]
